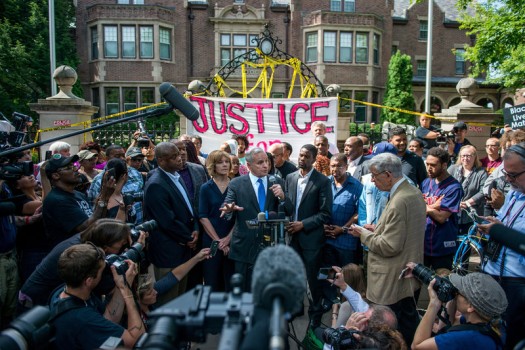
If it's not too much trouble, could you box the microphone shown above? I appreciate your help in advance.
[251,245,306,350]
[489,224,525,256]
[268,175,276,186]
[159,82,200,121]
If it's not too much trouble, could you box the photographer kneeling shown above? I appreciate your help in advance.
[406,263,508,350]
[50,244,144,349]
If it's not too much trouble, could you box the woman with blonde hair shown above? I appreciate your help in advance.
[448,145,488,235]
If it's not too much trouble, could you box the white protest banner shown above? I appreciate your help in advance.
[185,96,339,156]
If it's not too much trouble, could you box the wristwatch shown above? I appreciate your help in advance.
[97,201,107,208]
[342,226,349,234]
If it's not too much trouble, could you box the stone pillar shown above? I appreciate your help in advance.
[434,78,499,157]
[29,66,98,160]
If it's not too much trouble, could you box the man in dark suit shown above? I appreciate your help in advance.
[220,147,292,291]
[344,136,369,182]
[285,144,332,324]
[172,139,209,290]
[144,142,199,305]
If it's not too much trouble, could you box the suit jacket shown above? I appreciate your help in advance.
[285,169,332,249]
[144,169,197,268]
[360,180,426,305]
[184,162,209,213]
[226,175,292,264]
[350,156,370,182]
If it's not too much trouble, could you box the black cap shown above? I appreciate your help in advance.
[453,121,468,130]
[45,154,79,177]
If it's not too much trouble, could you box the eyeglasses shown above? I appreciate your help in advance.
[130,158,144,162]
[502,168,525,181]
[460,154,474,158]
[85,241,104,261]
[370,171,388,179]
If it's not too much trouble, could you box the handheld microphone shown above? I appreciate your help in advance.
[251,245,306,350]
[489,223,525,256]
[159,82,200,121]
[268,175,276,186]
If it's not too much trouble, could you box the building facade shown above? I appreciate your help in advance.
[74,0,514,122]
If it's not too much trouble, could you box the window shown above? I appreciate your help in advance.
[323,32,336,62]
[330,0,355,12]
[91,27,98,60]
[220,33,257,66]
[371,91,379,123]
[141,88,155,106]
[356,33,368,63]
[92,88,100,118]
[140,26,153,58]
[105,88,120,115]
[159,28,171,60]
[419,21,428,40]
[417,60,426,76]
[373,34,380,65]
[340,32,352,63]
[306,32,318,63]
[392,45,398,55]
[354,91,368,123]
[122,26,136,58]
[123,88,137,111]
[104,26,118,58]
[455,48,465,75]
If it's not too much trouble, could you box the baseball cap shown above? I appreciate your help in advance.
[453,121,468,130]
[45,154,79,177]
[77,150,97,161]
[126,147,143,158]
[371,141,398,156]
[449,272,508,319]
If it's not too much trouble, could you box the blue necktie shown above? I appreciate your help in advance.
[257,178,266,212]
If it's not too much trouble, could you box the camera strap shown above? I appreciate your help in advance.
[446,323,503,349]
[49,293,88,323]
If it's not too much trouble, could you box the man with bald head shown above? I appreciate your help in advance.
[144,142,200,304]
[344,137,369,182]
[268,143,297,179]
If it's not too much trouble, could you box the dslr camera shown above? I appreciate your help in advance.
[411,264,458,302]
[129,219,157,242]
[136,120,151,148]
[123,193,143,207]
[322,326,360,350]
[435,129,455,145]
[105,242,145,275]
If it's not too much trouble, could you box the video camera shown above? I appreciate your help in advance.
[0,111,34,181]
[136,275,253,350]
[0,306,51,350]
[411,264,458,302]
[129,219,157,242]
[322,327,360,350]
[435,128,455,145]
[105,242,145,275]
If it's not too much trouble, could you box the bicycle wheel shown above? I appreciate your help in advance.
[452,238,483,275]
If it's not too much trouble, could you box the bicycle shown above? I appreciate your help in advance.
[451,209,488,275]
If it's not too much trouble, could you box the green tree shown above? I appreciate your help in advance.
[457,0,525,90]
[0,0,79,119]
[381,51,416,125]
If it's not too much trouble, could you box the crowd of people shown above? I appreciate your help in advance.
[0,117,523,350]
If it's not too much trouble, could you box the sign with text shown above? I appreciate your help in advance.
[503,103,525,129]
[186,96,339,155]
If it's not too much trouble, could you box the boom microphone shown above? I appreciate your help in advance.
[159,82,200,121]
[250,245,306,350]
[489,223,525,256]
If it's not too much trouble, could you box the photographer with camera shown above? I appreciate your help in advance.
[445,122,472,165]
[415,115,440,155]
[406,263,507,350]
[477,142,525,349]
[19,219,147,310]
[49,243,144,349]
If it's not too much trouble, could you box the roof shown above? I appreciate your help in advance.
[393,0,475,23]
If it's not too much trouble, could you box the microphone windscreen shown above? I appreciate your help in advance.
[257,212,266,221]
[251,245,306,314]
[489,223,525,256]
[267,211,278,220]
[268,175,276,184]
[159,82,200,121]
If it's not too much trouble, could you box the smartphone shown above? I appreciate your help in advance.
[106,168,116,179]
[468,211,490,225]
[45,150,52,160]
[317,267,336,280]
[210,240,219,257]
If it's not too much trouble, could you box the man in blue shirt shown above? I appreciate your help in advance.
[420,147,463,274]
[479,143,525,349]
